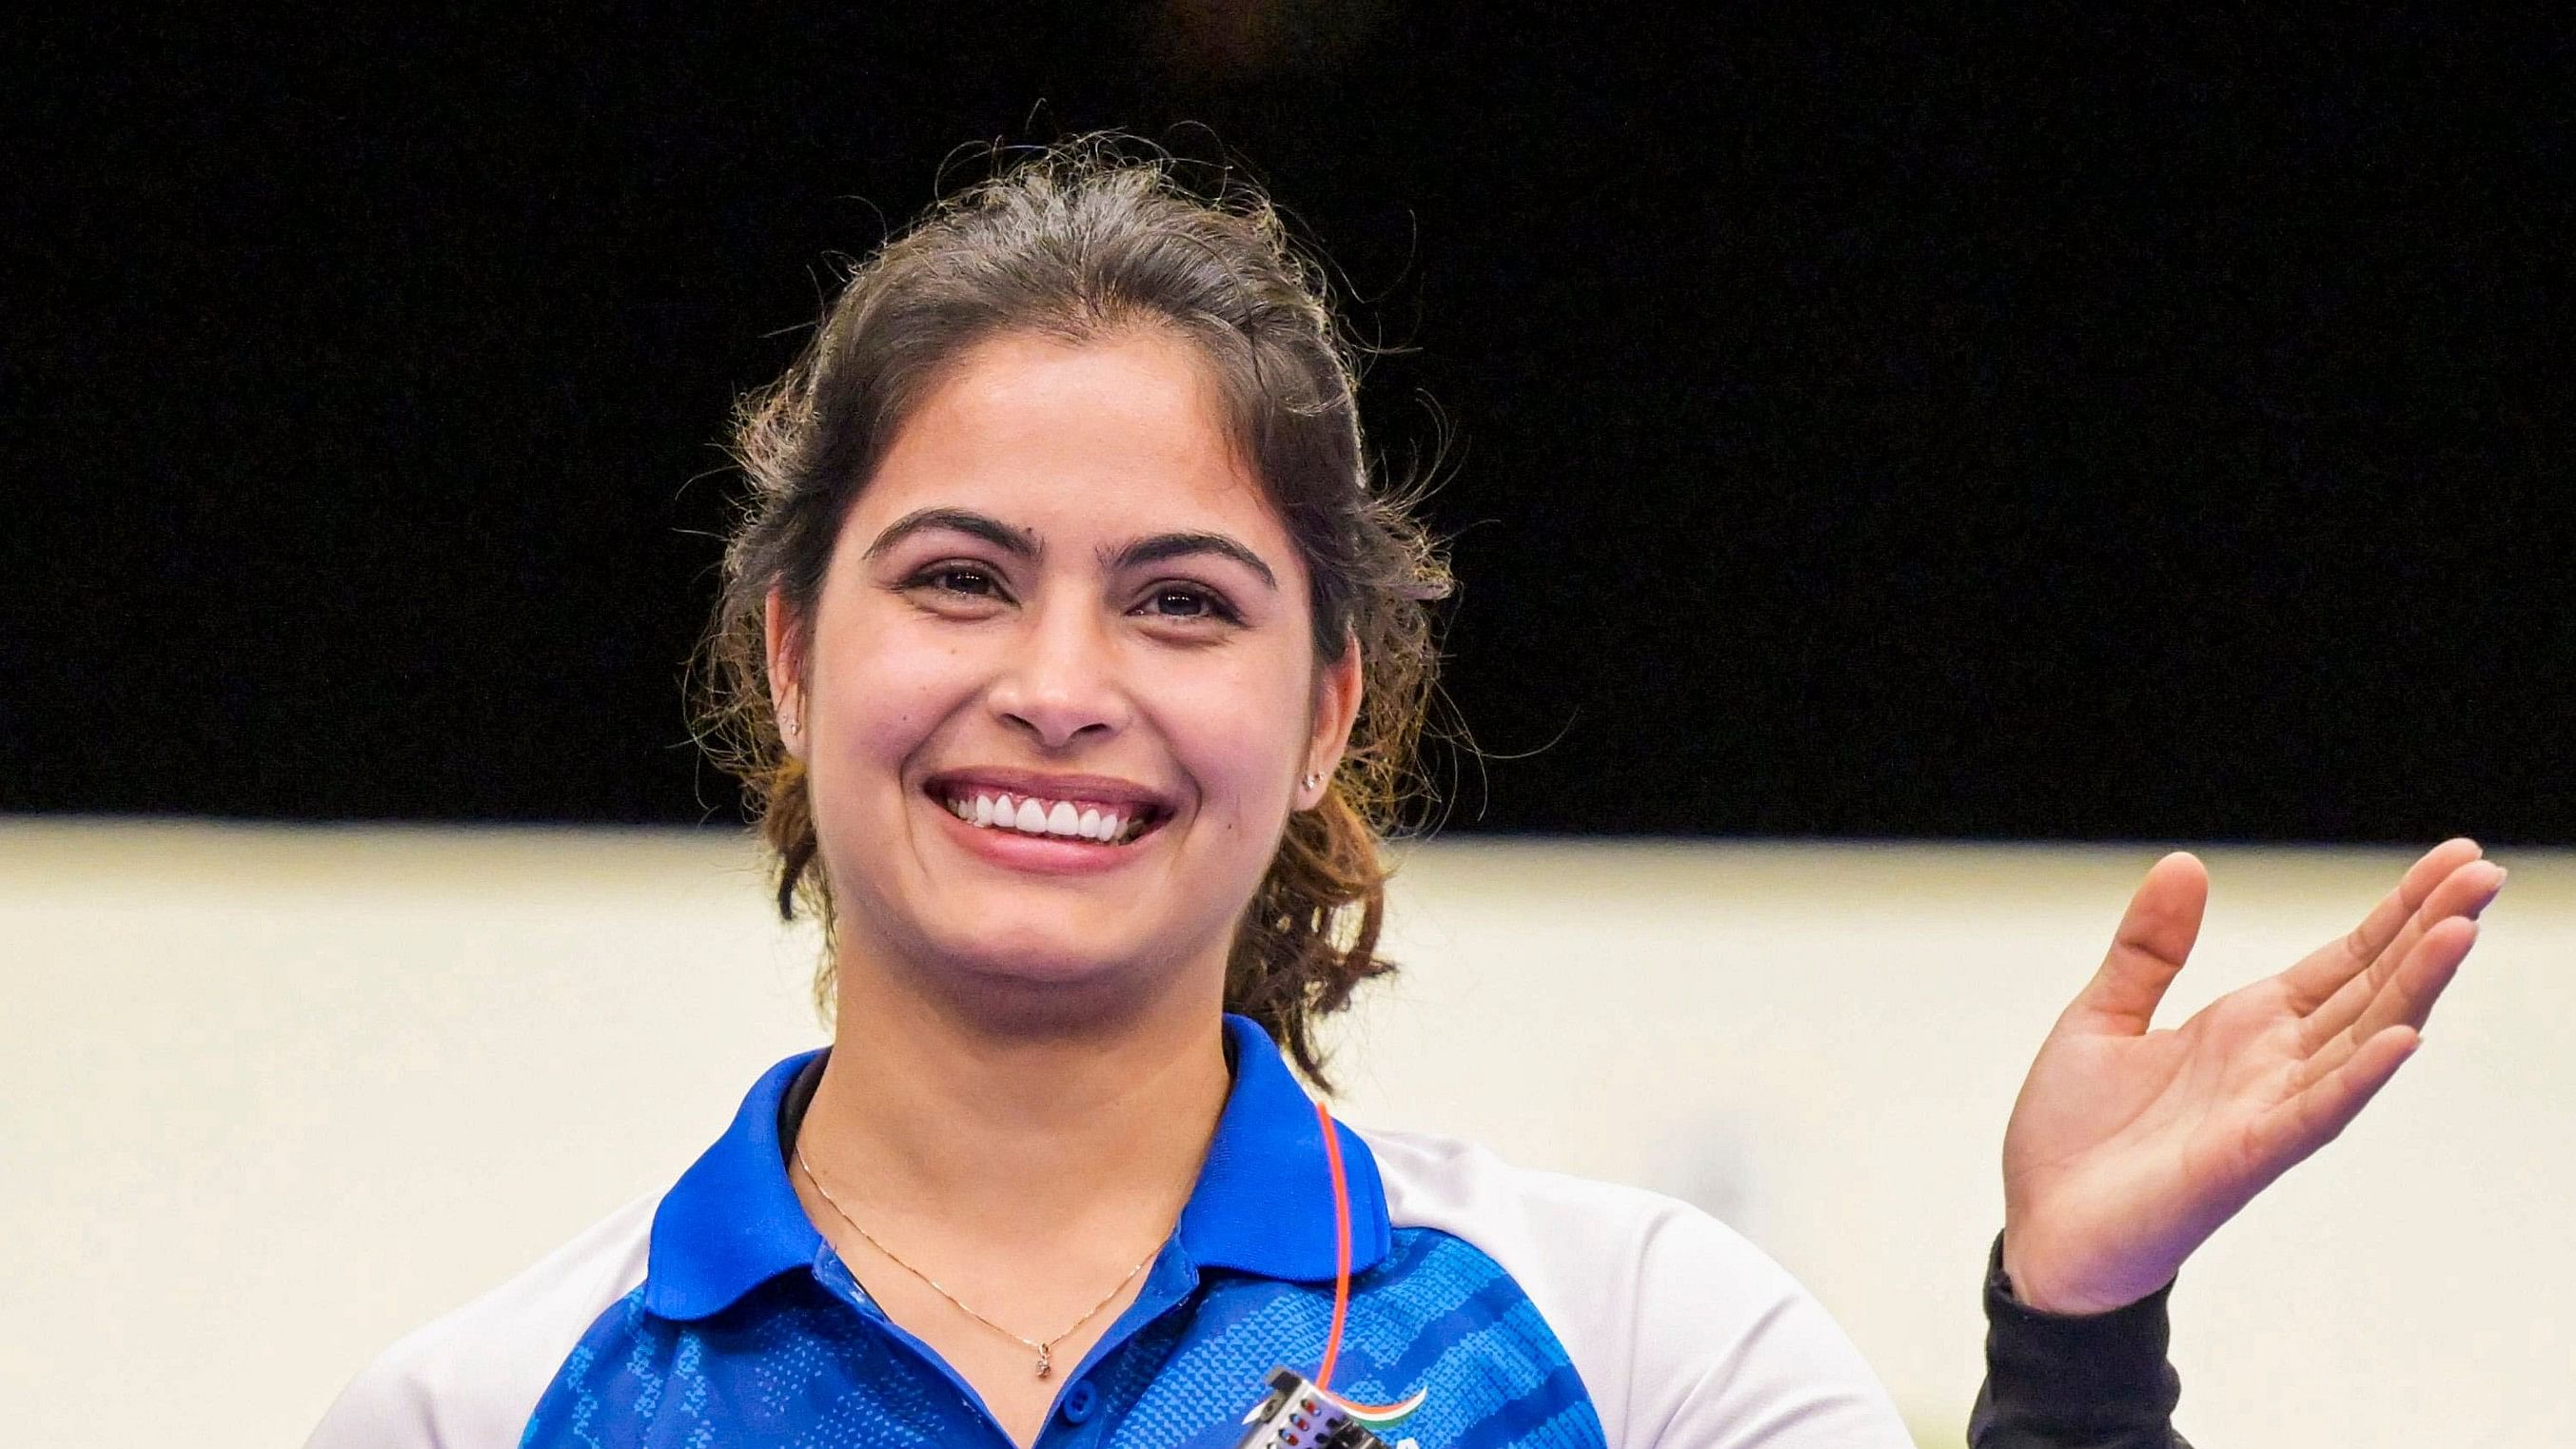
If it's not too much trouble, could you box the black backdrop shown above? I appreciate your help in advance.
[11,6,2570,842]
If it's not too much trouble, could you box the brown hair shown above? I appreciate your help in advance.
[693,138,1451,1084]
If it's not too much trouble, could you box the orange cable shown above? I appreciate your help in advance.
[1313,1097,1353,1394]
[1307,1100,1426,1424]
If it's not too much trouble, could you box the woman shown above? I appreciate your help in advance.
[307,144,2502,1449]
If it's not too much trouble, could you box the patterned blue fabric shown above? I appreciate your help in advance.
[518,1016,1604,1449]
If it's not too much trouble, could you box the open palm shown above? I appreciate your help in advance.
[1998,838,2506,1315]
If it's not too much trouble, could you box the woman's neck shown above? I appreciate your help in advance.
[796,956,1233,1243]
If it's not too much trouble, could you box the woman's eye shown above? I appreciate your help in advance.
[1139,585,1239,624]
[913,565,1001,598]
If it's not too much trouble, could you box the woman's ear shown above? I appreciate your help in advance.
[763,586,805,758]
[1301,631,1366,808]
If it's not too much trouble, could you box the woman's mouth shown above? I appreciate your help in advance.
[932,788,1165,846]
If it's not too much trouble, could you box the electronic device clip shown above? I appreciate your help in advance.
[1233,1366,1389,1449]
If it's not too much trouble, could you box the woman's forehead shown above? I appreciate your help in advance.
[852,332,1293,558]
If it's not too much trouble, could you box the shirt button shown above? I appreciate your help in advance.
[1059,1380,1099,1425]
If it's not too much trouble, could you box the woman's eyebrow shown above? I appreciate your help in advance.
[861,508,1041,562]
[861,508,1276,592]
[1105,533,1279,591]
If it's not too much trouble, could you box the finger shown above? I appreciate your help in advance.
[2279,837,2484,1012]
[2246,1025,2422,1177]
[2291,916,2475,1095]
[2298,859,2504,1054]
[2067,852,2208,1035]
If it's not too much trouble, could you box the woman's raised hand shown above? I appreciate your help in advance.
[1996,838,2506,1315]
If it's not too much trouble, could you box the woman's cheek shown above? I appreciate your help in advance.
[1158,662,1308,820]
[838,635,983,756]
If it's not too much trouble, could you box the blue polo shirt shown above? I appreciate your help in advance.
[309,1015,1920,1448]
[520,1014,1598,1447]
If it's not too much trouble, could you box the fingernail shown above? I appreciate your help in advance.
[2468,867,2507,919]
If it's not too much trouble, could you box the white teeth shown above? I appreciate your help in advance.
[944,790,1148,844]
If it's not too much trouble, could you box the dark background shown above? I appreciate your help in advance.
[10,5,2570,842]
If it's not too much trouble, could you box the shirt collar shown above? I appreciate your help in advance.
[1178,1013,1391,1283]
[642,1047,828,1321]
[642,1013,1388,1322]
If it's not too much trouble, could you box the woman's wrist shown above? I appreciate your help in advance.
[1997,1230,2177,1318]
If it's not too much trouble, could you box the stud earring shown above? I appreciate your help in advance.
[1301,773,1321,791]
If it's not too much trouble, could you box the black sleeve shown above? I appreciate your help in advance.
[1967,1232,2191,1449]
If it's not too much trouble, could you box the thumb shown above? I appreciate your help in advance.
[2065,851,2209,1036]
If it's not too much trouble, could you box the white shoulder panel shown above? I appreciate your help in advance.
[303,1190,659,1449]
[1358,1126,1914,1449]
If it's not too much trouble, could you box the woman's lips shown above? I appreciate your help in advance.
[925,789,1166,875]
[935,786,1154,844]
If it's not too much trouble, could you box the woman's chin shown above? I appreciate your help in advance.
[906,918,1190,1008]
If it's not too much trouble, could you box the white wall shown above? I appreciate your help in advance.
[3,821,2566,1449]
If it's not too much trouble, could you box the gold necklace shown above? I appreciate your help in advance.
[793,1146,1162,1379]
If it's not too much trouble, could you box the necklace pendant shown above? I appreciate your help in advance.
[1033,1344,1052,1379]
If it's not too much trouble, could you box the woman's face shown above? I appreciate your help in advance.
[770,330,1361,1014]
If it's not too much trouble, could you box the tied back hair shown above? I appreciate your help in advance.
[692,137,1453,1086]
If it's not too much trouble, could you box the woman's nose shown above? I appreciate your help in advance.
[988,602,1132,750]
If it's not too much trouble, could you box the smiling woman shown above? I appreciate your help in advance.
[756,331,1378,1062]
[305,139,2501,1449]
[698,156,1451,1086]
